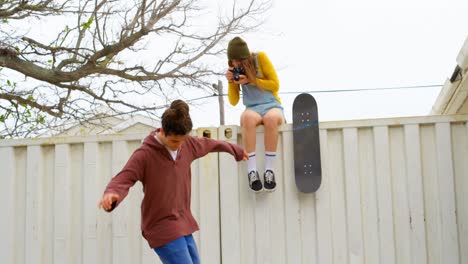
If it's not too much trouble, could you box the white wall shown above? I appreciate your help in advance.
[1,115,467,264]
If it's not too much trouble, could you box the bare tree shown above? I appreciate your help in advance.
[0,0,271,138]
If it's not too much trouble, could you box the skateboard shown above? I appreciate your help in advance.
[292,93,322,193]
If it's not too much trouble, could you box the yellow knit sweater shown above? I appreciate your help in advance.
[227,51,281,106]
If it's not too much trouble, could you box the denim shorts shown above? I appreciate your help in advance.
[247,102,284,117]
[153,234,200,264]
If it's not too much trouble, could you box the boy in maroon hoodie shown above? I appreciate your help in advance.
[98,99,247,264]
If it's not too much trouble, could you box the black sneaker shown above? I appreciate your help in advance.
[248,170,263,192]
[263,170,277,192]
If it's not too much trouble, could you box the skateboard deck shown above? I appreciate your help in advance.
[292,93,322,193]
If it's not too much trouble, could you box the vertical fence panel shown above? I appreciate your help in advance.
[15,147,27,264]
[270,131,288,264]
[328,129,349,264]
[219,126,242,264]
[25,145,44,264]
[252,129,271,264]
[343,128,365,264]
[237,128,256,264]
[0,147,15,263]
[435,123,460,264]
[281,129,303,264]
[373,126,396,264]
[97,141,113,264]
[194,128,221,264]
[70,144,84,264]
[124,141,146,264]
[83,142,99,264]
[389,127,412,264]
[190,128,201,253]
[452,122,468,264]
[421,124,443,264]
[404,124,428,264]
[111,140,133,264]
[315,129,333,264]
[358,128,380,264]
[54,144,72,263]
[298,193,318,264]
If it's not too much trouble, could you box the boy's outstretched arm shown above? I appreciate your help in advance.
[190,136,246,161]
[97,149,146,212]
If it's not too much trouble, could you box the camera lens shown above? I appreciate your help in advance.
[232,67,244,81]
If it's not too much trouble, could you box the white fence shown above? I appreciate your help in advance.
[1,115,467,264]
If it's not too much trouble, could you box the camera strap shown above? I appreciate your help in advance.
[253,52,260,77]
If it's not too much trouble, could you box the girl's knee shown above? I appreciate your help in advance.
[241,111,261,127]
[263,114,283,128]
[242,119,259,129]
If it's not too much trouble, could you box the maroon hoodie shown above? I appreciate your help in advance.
[103,129,244,248]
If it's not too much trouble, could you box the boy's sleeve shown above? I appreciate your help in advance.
[255,52,279,93]
[189,136,244,161]
[103,149,146,211]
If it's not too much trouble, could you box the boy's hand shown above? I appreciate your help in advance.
[242,150,249,161]
[98,193,120,212]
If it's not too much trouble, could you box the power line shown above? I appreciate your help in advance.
[277,84,443,95]
[26,83,445,132]
[188,83,443,101]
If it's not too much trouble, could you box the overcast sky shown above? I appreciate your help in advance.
[6,0,467,130]
[188,0,468,127]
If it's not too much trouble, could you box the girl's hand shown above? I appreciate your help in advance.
[237,74,250,85]
[225,68,234,82]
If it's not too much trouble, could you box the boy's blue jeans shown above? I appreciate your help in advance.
[154,234,200,264]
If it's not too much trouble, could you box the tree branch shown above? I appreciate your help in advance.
[0,92,62,117]
[0,0,273,138]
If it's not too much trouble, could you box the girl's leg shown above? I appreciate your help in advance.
[261,108,284,191]
[240,109,263,191]
[240,109,262,153]
[262,108,284,152]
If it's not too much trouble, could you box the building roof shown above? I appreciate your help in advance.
[431,35,468,115]
[57,107,160,136]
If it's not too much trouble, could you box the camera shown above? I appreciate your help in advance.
[231,67,246,81]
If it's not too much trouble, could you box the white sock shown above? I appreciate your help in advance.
[265,151,276,172]
[247,152,257,173]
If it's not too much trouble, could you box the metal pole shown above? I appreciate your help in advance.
[214,80,225,126]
